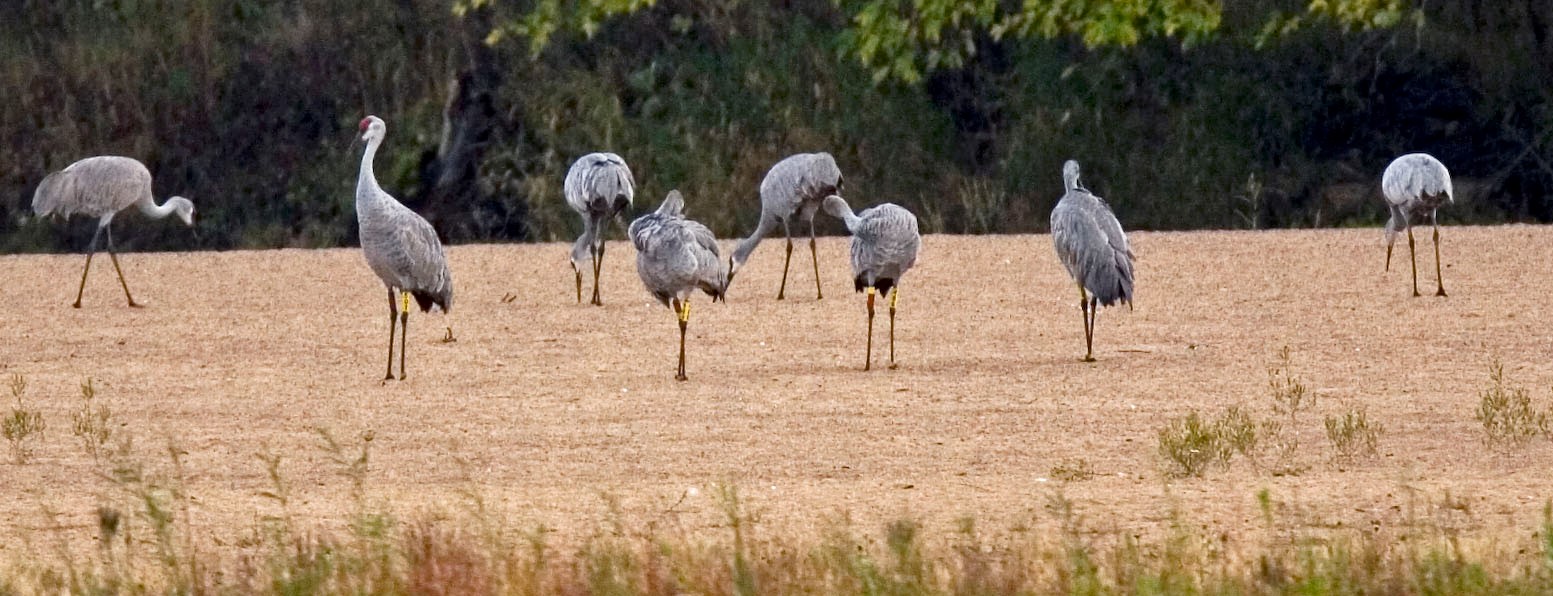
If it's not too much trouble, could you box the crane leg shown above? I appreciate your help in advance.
[1432,217,1447,297]
[384,289,398,382]
[1079,285,1095,362]
[104,227,141,307]
[865,287,875,371]
[73,227,104,308]
[1407,228,1420,297]
[590,241,605,306]
[1384,242,1393,273]
[888,286,898,369]
[674,298,689,381]
[809,220,822,300]
[573,263,582,304]
[398,292,410,380]
[777,236,793,300]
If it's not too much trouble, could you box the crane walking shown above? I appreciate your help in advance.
[729,152,843,300]
[566,153,635,305]
[1050,160,1134,362]
[31,156,195,308]
[355,115,454,381]
[823,195,919,370]
[629,190,727,381]
[1381,153,1454,297]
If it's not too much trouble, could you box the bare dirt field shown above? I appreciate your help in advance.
[3,227,1552,556]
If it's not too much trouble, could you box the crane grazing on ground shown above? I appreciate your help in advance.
[1381,153,1454,297]
[355,115,454,381]
[566,152,635,305]
[1050,160,1134,362]
[629,190,727,381]
[822,195,919,371]
[31,156,195,308]
[729,152,843,300]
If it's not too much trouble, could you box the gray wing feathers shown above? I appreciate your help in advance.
[848,203,920,285]
[760,152,842,216]
[630,201,726,306]
[1382,153,1453,207]
[1052,190,1134,307]
[565,153,635,214]
[32,156,153,219]
[362,199,453,311]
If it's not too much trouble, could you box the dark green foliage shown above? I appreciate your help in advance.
[2,1,1550,253]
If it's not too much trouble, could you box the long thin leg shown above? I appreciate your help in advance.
[1079,285,1095,362]
[1384,243,1393,272]
[104,227,141,307]
[809,219,822,300]
[591,240,605,306]
[1432,215,1446,297]
[864,287,875,371]
[73,227,104,308]
[1087,297,1099,362]
[1407,228,1420,297]
[777,236,794,300]
[674,298,689,381]
[398,292,409,380]
[384,289,397,381]
[574,265,582,303]
[888,286,898,369]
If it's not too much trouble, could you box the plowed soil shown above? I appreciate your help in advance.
[3,227,1551,553]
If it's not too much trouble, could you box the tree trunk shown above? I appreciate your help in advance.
[415,5,521,241]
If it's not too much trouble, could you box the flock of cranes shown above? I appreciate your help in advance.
[29,115,1457,381]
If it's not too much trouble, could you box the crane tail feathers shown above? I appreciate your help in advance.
[411,290,449,313]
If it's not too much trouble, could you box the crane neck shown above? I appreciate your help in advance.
[732,215,777,267]
[356,135,384,203]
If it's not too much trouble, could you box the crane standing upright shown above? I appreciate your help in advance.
[31,156,195,308]
[566,153,635,305]
[822,195,920,370]
[1381,153,1454,297]
[729,152,843,300]
[629,190,727,381]
[1050,160,1134,362]
[355,115,454,381]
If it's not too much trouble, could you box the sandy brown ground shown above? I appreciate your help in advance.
[2,227,1552,556]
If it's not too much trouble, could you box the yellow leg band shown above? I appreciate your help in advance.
[890,287,899,309]
[865,286,876,296]
[401,291,411,313]
[678,300,691,323]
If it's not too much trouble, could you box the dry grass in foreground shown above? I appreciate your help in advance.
[3,433,1551,595]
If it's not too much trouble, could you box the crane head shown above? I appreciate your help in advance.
[358,115,386,144]
[1062,160,1083,192]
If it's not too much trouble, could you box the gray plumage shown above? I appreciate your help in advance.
[823,195,920,370]
[1381,152,1453,297]
[31,155,195,308]
[729,152,843,300]
[356,115,453,381]
[629,190,727,381]
[1050,160,1134,362]
[566,152,635,305]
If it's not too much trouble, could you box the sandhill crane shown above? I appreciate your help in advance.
[1050,160,1134,362]
[822,195,920,370]
[728,152,843,300]
[629,190,727,381]
[1382,153,1454,297]
[356,115,454,381]
[566,153,635,305]
[31,156,194,308]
